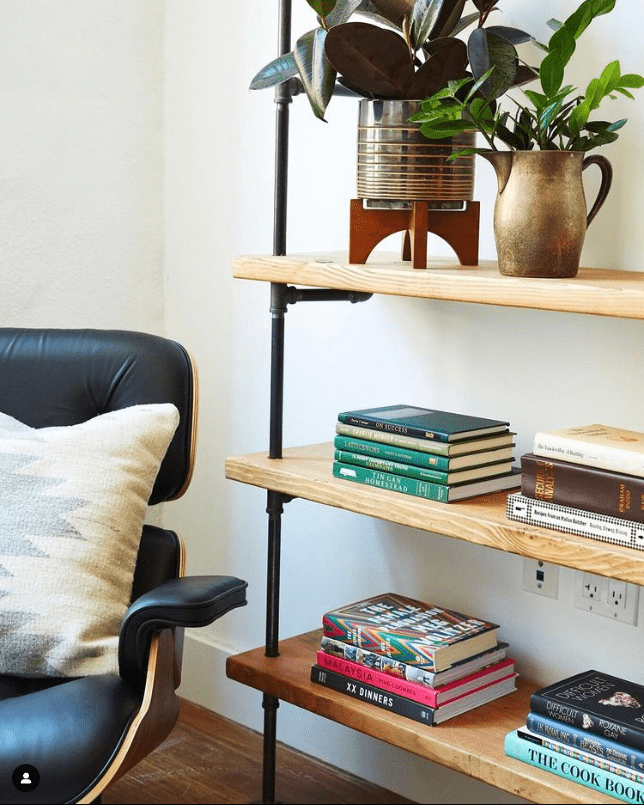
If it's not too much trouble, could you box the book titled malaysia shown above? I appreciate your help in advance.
[506,492,644,552]
[337,405,509,443]
[517,727,644,786]
[505,728,644,804]
[334,448,515,486]
[334,461,521,503]
[530,670,644,753]
[311,664,517,726]
[533,424,644,478]
[334,434,516,472]
[526,711,644,772]
[335,421,516,457]
[322,593,499,672]
[319,634,510,688]
[315,650,516,708]
[521,452,644,524]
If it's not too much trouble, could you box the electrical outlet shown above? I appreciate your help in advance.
[573,571,639,625]
[522,558,559,599]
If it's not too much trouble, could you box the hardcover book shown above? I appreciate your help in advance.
[311,664,517,726]
[517,727,644,785]
[315,650,516,708]
[319,635,510,688]
[334,448,514,485]
[338,405,509,443]
[335,422,516,457]
[322,593,499,672]
[334,434,515,471]
[505,729,644,804]
[533,424,644,478]
[530,670,644,753]
[506,492,644,552]
[334,461,521,503]
[525,711,644,772]
[521,452,644,524]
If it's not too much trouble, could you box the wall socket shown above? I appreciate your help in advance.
[522,558,559,599]
[573,571,640,625]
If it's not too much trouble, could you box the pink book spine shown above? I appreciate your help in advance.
[315,651,514,708]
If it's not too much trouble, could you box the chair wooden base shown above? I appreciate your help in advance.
[348,198,480,269]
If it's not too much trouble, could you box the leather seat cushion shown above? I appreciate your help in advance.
[0,674,141,803]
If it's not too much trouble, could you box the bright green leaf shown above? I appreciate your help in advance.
[306,0,338,17]
[540,50,565,97]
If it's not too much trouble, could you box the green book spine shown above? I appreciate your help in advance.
[333,434,452,470]
[334,448,450,483]
[333,460,450,502]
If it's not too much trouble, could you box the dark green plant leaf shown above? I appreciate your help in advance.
[540,49,565,97]
[511,64,539,88]
[410,0,446,51]
[486,25,533,45]
[306,0,338,17]
[419,119,472,138]
[451,11,481,36]
[249,52,299,90]
[369,0,414,27]
[430,0,466,39]
[294,29,336,120]
[324,21,414,97]
[327,0,362,26]
[467,27,489,83]
[406,37,468,97]
[547,25,576,71]
[468,30,517,99]
[471,0,497,11]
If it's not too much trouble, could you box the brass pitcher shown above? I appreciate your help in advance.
[481,150,613,278]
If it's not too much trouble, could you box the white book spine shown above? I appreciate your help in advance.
[506,493,644,551]
[533,432,644,477]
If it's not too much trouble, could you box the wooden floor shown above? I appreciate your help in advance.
[103,699,416,805]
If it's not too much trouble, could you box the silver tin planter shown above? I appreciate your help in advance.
[357,98,476,209]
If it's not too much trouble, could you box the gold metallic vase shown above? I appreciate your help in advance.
[481,150,612,278]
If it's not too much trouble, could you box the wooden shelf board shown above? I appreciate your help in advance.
[226,630,616,803]
[225,442,644,585]
[232,252,644,320]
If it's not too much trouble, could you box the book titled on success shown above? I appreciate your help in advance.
[337,405,510,444]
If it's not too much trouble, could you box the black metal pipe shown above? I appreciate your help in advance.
[261,692,279,804]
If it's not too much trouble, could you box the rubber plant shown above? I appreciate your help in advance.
[249,0,535,121]
[411,0,644,153]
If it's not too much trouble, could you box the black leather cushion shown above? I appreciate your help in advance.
[0,329,194,504]
[0,674,141,804]
[132,525,183,602]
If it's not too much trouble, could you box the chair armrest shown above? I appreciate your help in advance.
[119,575,247,691]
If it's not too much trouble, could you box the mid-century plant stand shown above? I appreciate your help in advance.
[225,3,644,803]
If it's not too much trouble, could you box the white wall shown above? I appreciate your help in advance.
[2,1,644,802]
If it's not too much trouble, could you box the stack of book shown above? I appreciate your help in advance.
[333,404,521,503]
[506,669,644,804]
[310,592,517,726]
[506,424,644,551]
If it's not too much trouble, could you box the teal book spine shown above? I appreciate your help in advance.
[333,461,450,502]
[334,448,450,483]
[333,434,452,471]
[504,729,644,804]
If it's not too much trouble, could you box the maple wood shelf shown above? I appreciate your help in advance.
[232,251,644,320]
[226,630,616,804]
[225,442,644,586]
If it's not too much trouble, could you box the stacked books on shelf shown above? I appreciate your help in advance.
[310,592,517,725]
[333,404,521,503]
[506,669,644,804]
[506,424,644,551]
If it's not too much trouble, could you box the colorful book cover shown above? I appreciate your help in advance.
[334,448,513,485]
[334,461,521,503]
[333,434,515,471]
[530,670,644,753]
[322,592,499,672]
[533,424,644,478]
[319,635,510,688]
[315,650,516,708]
[521,452,644,524]
[338,404,509,444]
[506,492,644,552]
[335,421,515,457]
[505,729,644,804]
[526,711,644,772]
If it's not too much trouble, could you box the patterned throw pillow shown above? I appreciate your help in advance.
[0,404,179,677]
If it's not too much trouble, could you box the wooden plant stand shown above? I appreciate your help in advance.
[349,198,480,269]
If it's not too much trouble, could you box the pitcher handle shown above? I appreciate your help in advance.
[582,154,613,227]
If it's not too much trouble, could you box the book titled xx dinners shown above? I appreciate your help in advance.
[322,593,499,672]
[338,405,509,444]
